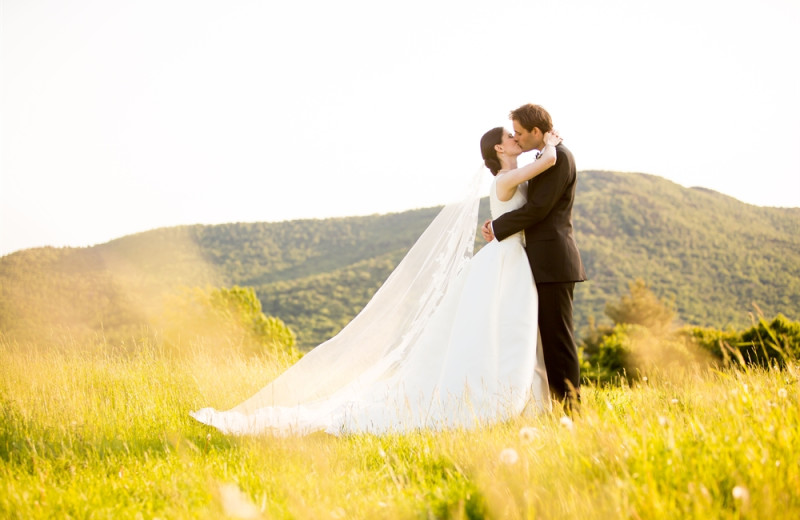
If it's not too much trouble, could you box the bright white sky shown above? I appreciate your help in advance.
[2,0,798,256]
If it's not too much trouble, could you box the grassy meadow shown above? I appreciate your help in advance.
[1,335,799,519]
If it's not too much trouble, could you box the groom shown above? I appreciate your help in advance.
[482,103,586,409]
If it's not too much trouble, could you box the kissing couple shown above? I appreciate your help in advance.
[191,103,586,436]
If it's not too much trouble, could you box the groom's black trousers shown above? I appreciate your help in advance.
[536,282,581,403]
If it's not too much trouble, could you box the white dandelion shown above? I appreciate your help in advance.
[732,485,750,505]
[219,483,260,519]
[499,448,519,465]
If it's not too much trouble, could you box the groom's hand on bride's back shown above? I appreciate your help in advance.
[481,219,495,242]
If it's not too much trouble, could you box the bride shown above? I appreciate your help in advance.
[191,127,563,436]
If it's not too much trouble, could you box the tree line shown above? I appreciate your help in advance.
[2,171,797,352]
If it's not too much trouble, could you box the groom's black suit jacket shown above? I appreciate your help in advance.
[492,143,586,284]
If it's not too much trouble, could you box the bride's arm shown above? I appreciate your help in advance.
[495,131,562,200]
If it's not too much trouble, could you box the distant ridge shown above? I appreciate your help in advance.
[2,171,798,349]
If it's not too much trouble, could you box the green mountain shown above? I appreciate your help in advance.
[2,171,798,349]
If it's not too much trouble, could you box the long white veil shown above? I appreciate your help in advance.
[228,167,485,416]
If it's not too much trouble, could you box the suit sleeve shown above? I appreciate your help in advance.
[492,149,570,241]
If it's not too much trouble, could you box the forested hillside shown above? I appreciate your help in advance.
[2,171,798,349]
[573,171,799,330]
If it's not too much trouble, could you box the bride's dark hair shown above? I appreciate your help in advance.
[480,127,504,176]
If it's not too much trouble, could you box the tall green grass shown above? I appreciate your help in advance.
[1,336,798,519]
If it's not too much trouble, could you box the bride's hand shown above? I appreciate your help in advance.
[543,130,562,147]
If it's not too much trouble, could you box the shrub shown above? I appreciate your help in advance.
[581,279,709,384]
[687,313,800,367]
[160,285,300,360]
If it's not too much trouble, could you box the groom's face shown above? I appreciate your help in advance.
[512,120,542,152]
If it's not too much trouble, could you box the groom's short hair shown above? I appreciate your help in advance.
[510,104,553,134]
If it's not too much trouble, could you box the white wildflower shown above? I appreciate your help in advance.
[658,416,669,427]
[499,448,519,465]
[219,483,260,520]
[732,485,750,504]
[778,388,788,399]
[519,427,539,442]
[560,416,575,432]
[670,398,679,405]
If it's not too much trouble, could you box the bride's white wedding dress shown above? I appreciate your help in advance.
[191,175,549,435]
